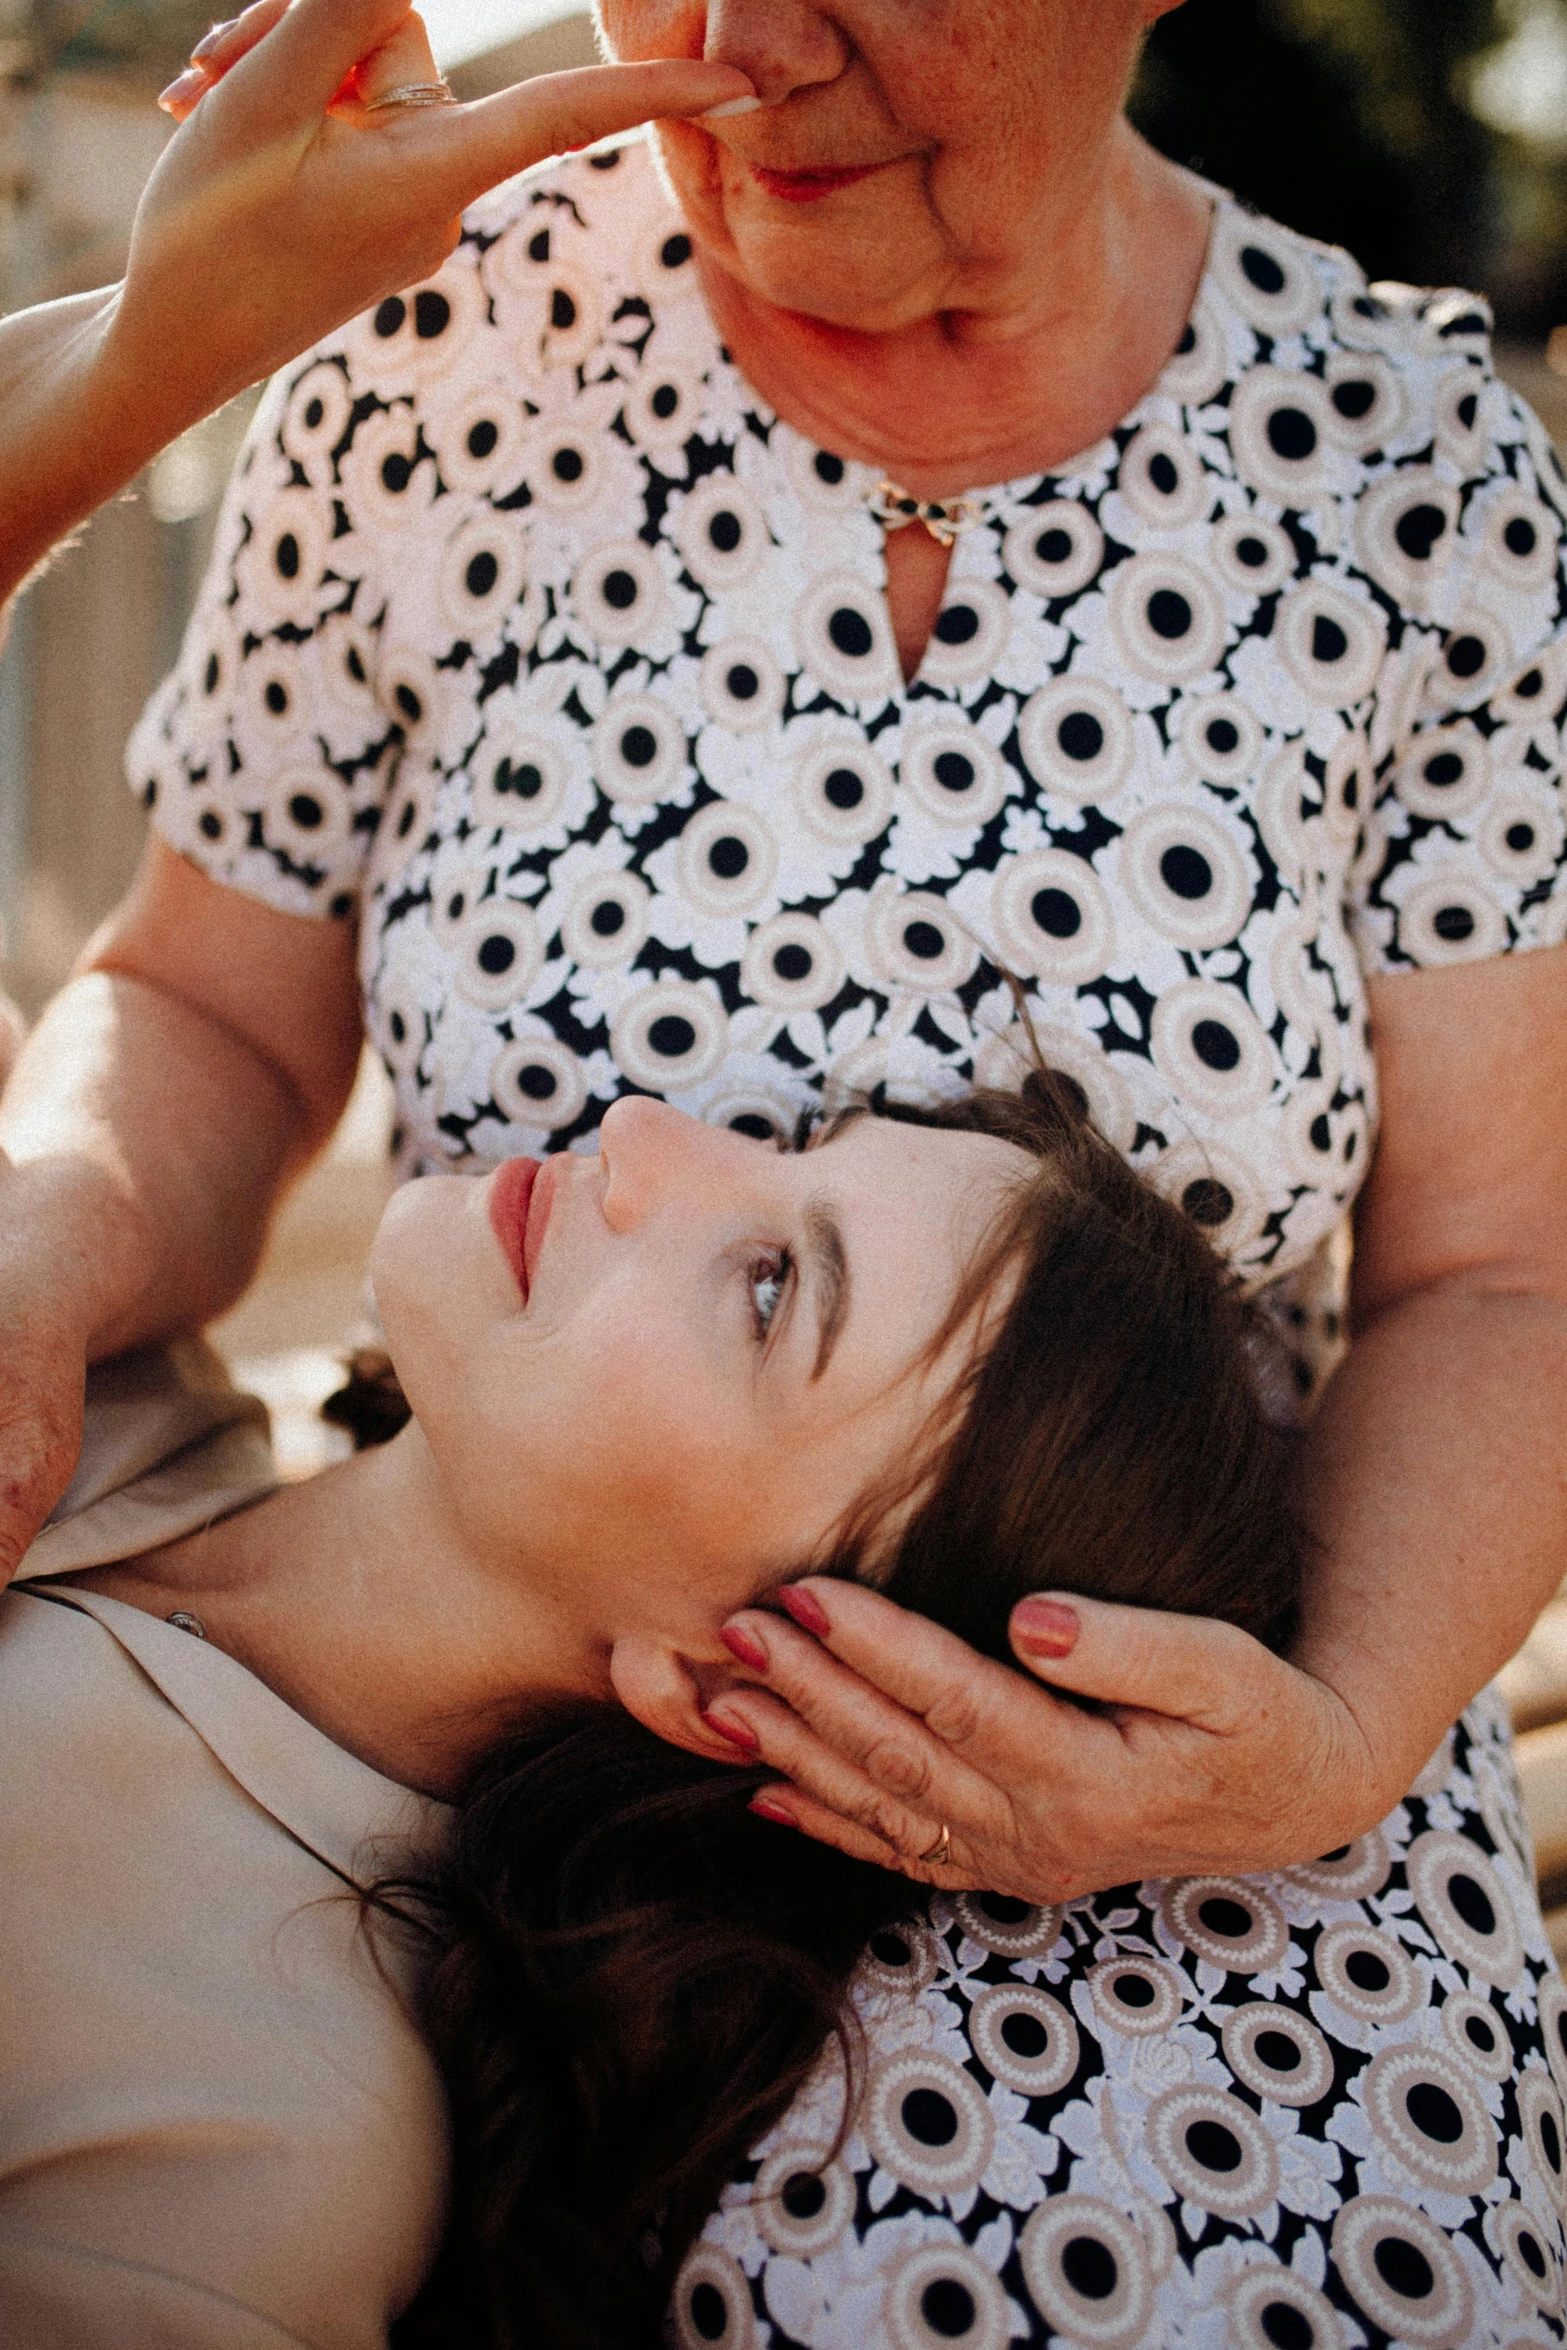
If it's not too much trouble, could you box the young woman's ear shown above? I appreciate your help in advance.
[609,1632,749,1764]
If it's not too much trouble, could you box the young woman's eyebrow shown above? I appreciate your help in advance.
[805,1199,849,1382]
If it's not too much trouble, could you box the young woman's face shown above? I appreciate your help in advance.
[372,1100,1030,1653]
[595,0,1162,330]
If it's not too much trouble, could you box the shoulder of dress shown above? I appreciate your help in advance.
[1203,192,1499,401]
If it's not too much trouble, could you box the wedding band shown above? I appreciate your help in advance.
[918,1822,952,1867]
[363,78,454,111]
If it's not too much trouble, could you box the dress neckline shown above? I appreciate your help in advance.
[692,168,1230,519]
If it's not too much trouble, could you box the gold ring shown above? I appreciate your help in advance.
[363,79,455,111]
[918,1822,952,1867]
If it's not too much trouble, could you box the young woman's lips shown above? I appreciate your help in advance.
[487,1157,539,1303]
[521,1155,560,1294]
[748,162,881,204]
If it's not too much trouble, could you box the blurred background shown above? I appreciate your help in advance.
[7,0,1567,1917]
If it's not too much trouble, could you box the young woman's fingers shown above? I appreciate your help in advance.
[158,0,291,116]
[189,0,290,78]
[434,59,755,202]
[1009,1590,1280,1732]
[336,9,442,108]
[217,0,425,122]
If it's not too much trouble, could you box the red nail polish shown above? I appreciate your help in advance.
[721,1623,769,1673]
[779,1584,830,1637]
[749,1794,796,1828]
[702,1708,760,1753]
[1012,1597,1080,1657]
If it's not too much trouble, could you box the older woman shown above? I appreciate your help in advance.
[3,0,1566,2339]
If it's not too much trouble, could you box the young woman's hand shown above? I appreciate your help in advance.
[0,0,751,598]
[710,1582,1387,1901]
[112,0,753,430]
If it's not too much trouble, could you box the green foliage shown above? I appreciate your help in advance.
[1132,0,1511,306]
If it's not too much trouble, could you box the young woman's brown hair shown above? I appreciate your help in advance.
[388,1070,1305,2350]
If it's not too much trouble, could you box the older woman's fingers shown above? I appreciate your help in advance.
[749,1783,988,1891]
[1009,1590,1286,1732]
[704,1665,1051,1895]
[720,1611,1015,1822]
[736,1580,1104,1781]
[726,1693,974,1875]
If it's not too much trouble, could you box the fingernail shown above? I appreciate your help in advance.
[1012,1597,1080,1657]
[749,1793,797,1827]
[702,1707,760,1753]
[702,94,764,119]
[158,67,209,111]
[721,1623,769,1673]
[779,1583,831,1637]
[189,19,232,61]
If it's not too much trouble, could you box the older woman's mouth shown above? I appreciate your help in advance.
[748,162,883,203]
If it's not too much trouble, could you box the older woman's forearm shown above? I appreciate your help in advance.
[0,969,307,1357]
[1292,1282,1567,1816]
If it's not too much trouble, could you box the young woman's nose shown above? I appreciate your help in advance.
[702,0,848,106]
[598,1095,755,1233]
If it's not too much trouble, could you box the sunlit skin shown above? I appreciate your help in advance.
[595,0,1205,500]
[72,1100,1030,1795]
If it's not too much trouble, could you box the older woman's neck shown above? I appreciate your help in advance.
[698,129,1210,501]
[69,1426,605,1797]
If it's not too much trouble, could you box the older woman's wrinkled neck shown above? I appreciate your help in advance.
[690,122,1211,502]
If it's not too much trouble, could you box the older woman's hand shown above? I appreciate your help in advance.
[711,1581,1384,1902]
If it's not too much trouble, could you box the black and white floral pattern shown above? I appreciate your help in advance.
[128,139,1567,2340]
[130,142,1567,1331]
[679,1694,1567,2349]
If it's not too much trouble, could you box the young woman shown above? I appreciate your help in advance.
[1,1071,1300,2347]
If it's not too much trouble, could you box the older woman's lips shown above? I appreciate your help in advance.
[748,162,880,204]
[487,1156,539,1303]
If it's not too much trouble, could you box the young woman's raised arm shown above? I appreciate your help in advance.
[710,941,1567,1895]
[0,0,751,602]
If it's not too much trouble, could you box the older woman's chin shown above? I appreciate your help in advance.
[656,133,950,330]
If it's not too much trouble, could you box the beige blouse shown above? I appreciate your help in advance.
[2,1345,450,2348]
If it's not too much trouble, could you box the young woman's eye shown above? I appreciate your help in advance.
[749,1250,792,1341]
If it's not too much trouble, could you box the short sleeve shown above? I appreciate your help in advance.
[124,238,502,923]
[1348,299,1567,973]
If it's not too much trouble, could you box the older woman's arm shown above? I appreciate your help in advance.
[0,844,363,1579]
[713,941,1567,1898]
[0,0,749,603]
